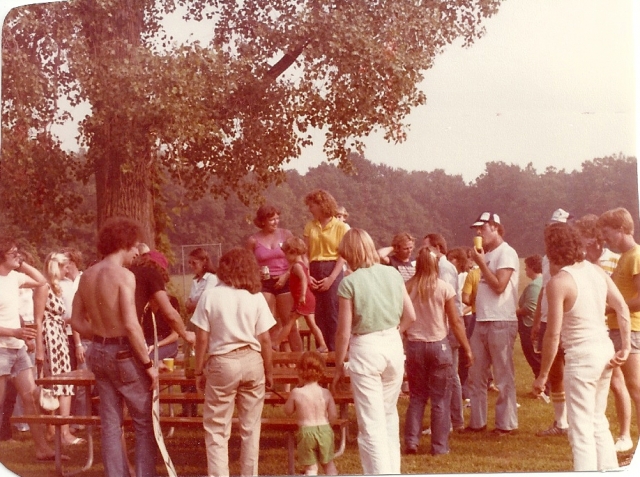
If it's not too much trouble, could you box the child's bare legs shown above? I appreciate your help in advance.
[322,460,338,475]
[304,314,328,352]
[303,463,319,475]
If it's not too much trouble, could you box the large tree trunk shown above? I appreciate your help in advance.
[79,0,156,245]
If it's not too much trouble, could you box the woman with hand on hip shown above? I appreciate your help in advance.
[247,204,302,351]
[331,228,416,474]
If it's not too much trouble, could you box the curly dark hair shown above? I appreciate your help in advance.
[298,351,326,383]
[253,204,281,229]
[524,254,543,274]
[217,248,261,293]
[97,217,144,257]
[544,223,584,268]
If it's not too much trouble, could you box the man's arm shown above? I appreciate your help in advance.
[121,273,157,389]
[16,262,47,288]
[603,271,631,367]
[377,246,394,265]
[151,290,195,345]
[70,282,93,339]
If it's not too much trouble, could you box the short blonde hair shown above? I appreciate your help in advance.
[338,228,379,271]
[597,207,635,235]
[281,236,306,256]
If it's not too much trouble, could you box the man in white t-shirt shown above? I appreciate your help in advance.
[0,237,61,460]
[465,212,520,434]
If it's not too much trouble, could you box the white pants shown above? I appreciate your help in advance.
[346,328,404,474]
[564,340,618,471]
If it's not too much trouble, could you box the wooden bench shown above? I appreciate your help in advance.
[11,414,349,476]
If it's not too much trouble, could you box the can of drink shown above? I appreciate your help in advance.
[260,266,271,281]
[473,236,483,251]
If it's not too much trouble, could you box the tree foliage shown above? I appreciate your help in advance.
[2,0,501,244]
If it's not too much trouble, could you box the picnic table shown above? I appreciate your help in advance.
[25,358,352,476]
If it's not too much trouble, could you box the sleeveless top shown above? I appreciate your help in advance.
[253,232,289,276]
[560,261,609,351]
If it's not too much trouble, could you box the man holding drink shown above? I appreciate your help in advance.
[464,212,520,434]
[0,236,62,461]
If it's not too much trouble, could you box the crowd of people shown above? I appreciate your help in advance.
[0,189,638,475]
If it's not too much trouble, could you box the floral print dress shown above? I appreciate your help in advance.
[42,285,73,396]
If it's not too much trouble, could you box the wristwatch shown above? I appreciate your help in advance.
[143,361,153,369]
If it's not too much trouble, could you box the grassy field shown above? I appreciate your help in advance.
[1,267,637,475]
[1,333,637,476]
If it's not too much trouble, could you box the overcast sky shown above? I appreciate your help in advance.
[1,0,639,184]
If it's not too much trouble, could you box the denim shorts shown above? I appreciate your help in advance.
[261,276,290,295]
[609,329,640,354]
[0,346,33,377]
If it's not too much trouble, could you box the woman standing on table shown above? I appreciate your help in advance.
[303,190,350,351]
[34,252,85,446]
[247,204,302,351]
[192,248,276,477]
[331,228,416,474]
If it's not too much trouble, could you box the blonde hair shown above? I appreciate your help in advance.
[44,252,68,296]
[406,247,439,301]
[338,228,379,271]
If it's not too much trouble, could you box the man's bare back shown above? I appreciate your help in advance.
[71,247,155,383]
[75,258,136,338]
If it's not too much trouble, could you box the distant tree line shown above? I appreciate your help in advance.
[163,153,638,265]
[1,153,636,268]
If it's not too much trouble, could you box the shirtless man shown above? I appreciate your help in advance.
[71,217,159,477]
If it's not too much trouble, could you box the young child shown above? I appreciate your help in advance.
[284,351,338,475]
[273,236,328,352]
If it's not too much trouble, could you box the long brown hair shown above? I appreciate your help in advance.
[406,247,439,302]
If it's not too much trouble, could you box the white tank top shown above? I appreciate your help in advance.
[560,261,609,350]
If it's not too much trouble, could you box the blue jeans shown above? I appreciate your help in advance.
[404,339,453,455]
[309,261,343,351]
[87,342,156,477]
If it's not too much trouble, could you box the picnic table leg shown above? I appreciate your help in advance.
[64,384,96,476]
[55,425,63,476]
[287,431,295,475]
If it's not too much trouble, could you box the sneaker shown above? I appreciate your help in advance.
[421,427,431,435]
[536,422,568,437]
[615,436,633,453]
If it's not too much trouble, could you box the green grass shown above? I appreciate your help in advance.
[1,339,637,476]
